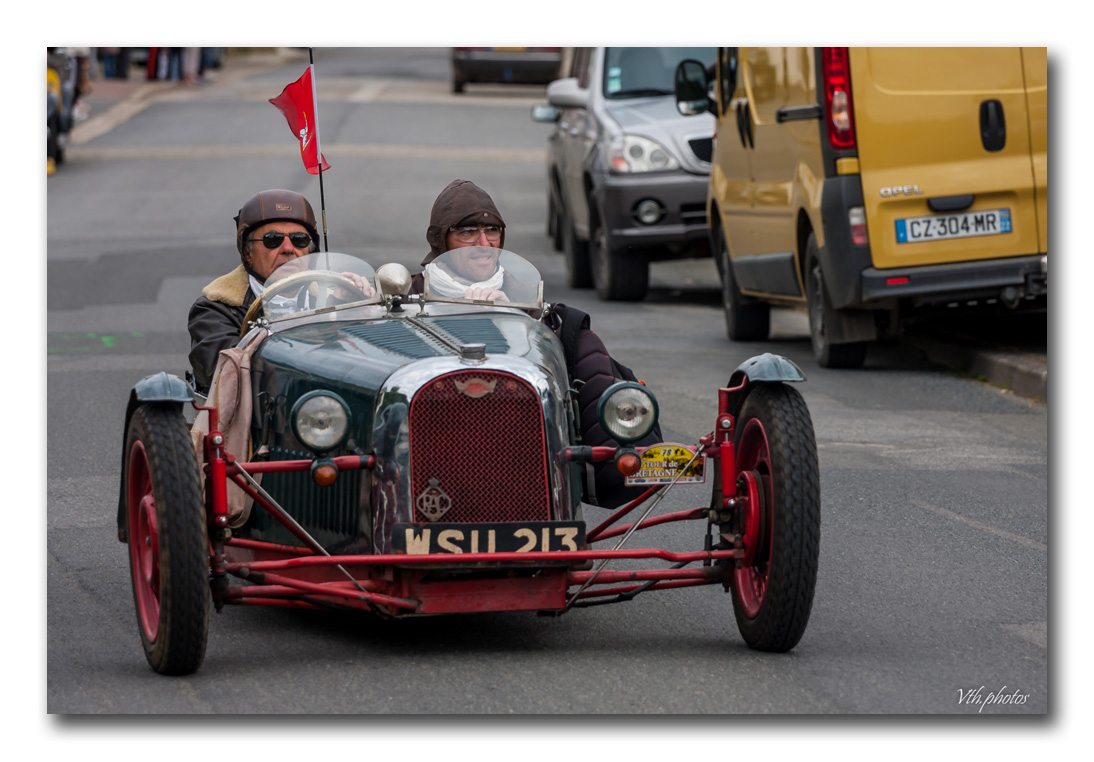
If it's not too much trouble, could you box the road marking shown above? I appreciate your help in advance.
[48,332,147,352]
[909,498,1046,552]
[348,80,392,102]
[68,143,546,163]
[1001,622,1047,648]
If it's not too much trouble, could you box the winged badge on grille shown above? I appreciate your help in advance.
[453,377,497,399]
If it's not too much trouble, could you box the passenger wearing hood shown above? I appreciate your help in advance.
[411,179,511,299]
[415,180,662,508]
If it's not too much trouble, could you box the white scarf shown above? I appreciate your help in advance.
[251,273,307,313]
[425,261,506,298]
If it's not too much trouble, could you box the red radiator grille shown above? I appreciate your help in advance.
[408,370,550,523]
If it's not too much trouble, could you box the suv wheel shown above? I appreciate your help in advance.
[805,234,867,369]
[590,206,648,301]
[718,229,769,341]
[548,188,564,252]
[562,204,593,289]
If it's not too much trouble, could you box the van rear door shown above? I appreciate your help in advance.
[851,47,1045,271]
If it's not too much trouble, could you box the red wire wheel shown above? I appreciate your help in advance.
[727,384,820,652]
[733,464,769,617]
[128,441,162,641]
[124,404,209,675]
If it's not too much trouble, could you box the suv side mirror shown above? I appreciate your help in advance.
[675,60,714,116]
[546,77,589,109]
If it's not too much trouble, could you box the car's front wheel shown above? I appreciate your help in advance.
[590,205,648,301]
[728,383,820,652]
[717,228,769,341]
[547,184,564,252]
[125,403,209,675]
[562,203,593,289]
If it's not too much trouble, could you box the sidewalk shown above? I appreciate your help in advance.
[73,48,305,144]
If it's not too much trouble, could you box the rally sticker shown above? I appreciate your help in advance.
[625,443,706,486]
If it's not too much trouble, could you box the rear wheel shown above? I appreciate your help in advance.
[452,77,465,94]
[727,384,819,652]
[717,228,769,341]
[805,234,867,368]
[125,403,209,675]
[590,205,648,301]
[562,203,593,289]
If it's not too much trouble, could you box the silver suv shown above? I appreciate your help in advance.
[532,47,716,301]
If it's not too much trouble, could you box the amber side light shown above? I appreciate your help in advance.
[312,462,339,487]
[616,452,642,476]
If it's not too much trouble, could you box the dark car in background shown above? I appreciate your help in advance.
[451,47,563,93]
[532,47,717,301]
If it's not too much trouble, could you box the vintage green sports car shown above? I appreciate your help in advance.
[118,248,820,675]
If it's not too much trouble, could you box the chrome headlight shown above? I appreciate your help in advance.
[597,382,659,444]
[608,135,680,173]
[291,391,351,453]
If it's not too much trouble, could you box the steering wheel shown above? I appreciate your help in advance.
[238,270,371,337]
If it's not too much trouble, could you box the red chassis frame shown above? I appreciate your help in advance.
[198,381,753,618]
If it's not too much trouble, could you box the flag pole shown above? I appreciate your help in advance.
[310,48,330,254]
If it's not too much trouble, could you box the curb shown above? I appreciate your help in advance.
[906,334,1047,402]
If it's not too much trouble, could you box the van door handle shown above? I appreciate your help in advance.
[980,100,1006,152]
[735,102,748,147]
[928,194,975,212]
[776,104,823,123]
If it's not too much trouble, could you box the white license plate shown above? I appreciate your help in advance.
[393,522,585,555]
[895,209,1011,243]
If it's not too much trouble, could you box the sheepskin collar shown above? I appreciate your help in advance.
[201,265,251,307]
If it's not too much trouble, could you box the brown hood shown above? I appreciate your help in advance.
[423,179,506,266]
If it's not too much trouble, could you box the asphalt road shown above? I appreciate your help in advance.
[43,48,1050,737]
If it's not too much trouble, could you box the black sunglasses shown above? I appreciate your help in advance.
[249,231,313,250]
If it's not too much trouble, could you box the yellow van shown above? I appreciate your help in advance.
[675,47,1047,367]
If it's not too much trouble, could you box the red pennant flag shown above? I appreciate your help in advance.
[269,66,331,175]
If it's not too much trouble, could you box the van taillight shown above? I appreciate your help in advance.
[821,47,856,151]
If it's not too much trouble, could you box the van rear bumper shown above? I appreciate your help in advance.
[861,254,1047,305]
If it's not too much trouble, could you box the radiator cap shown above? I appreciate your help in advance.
[460,342,486,363]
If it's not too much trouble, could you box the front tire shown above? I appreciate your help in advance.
[562,203,593,289]
[805,234,867,369]
[590,204,648,301]
[717,228,769,341]
[125,403,209,675]
[728,384,819,652]
[547,185,564,252]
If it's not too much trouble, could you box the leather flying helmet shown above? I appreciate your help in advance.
[235,189,320,255]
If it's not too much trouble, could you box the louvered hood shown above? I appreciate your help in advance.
[250,309,569,452]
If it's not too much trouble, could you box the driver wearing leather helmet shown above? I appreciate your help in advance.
[187,189,322,394]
